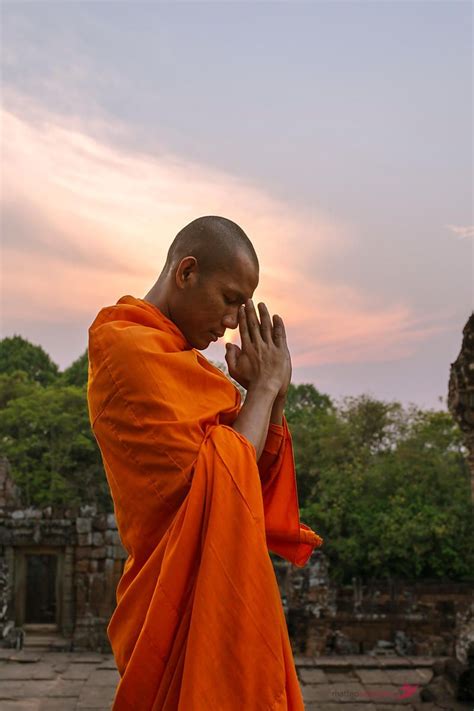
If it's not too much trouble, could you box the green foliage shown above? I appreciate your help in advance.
[0,378,111,511]
[1,337,472,583]
[284,383,334,508]
[0,370,40,409]
[0,335,60,386]
[299,397,473,584]
[60,350,89,387]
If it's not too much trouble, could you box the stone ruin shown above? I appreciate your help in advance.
[0,451,472,661]
[0,456,126,653]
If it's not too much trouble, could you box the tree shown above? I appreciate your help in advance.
[0,336,59,386]
[0,370,39,409]
[60,349,89,387]
[284,383,334,508]
[300,398,473,583]
[0,381,110,510]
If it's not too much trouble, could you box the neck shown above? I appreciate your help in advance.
[143,275,172,319]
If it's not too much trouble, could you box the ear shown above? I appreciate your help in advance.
[176,256,198,288]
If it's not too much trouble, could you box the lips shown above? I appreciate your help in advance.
[210,331,225,341]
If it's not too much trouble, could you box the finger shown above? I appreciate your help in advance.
[225,342,238,371]
[245,299,262,344]
[238,303,252,351]
[257,303,273,343]
[272,314,287,345]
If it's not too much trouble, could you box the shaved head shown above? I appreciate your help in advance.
[144,215,259,349]
[164,215,259,278]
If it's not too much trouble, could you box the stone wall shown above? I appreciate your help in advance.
[0,453,472,660]
[281,550,473,662]
[0,497,126,653]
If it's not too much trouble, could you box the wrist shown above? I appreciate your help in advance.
[247,380,280,399]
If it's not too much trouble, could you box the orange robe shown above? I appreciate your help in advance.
[87,294,323,710]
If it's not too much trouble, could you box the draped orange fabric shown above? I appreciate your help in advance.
[87,294,323,710]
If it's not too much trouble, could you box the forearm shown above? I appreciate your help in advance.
[269,394,285,426]
[231,383,278,460]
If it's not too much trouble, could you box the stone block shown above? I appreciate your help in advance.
[76,546,93,559]
[91,532,104,546]
[298,667,329,684]
[0,664,37,680]
[76,683,117,708]
[46,679,85,697]
[1,701,42,711]
[302,683,337,703]
[90,576,106,606]
[104,530,122,545]
[61,665,94,680]
[78,533,92,546]
[75,560,89,573]
[355,669,392,685]
[24,507,42,519]
[385,668,427,685]
[91,546,107,559]
[92,513,108,531]
[326,670,361,683]
[40,699,75,710]
[76,518,92,534]
[113,545,127,559]
[79,505,97,517]
[87,669,120,686]
[106,513,117,530]
[414,667,433,684]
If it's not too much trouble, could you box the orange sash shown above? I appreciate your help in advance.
[87,294,323,710]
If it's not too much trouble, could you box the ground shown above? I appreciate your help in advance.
[0,650,470,709]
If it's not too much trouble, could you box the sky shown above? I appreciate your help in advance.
[1,0,472,412]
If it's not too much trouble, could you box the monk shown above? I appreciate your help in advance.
[87,215,323,710]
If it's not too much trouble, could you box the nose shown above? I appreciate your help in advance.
[222,307,240,330]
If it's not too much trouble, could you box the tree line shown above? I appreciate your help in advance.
[1,335,472,583]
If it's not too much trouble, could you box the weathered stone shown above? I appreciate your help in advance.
[87,668,120,686]
[77,532,92,546]
[75,559,89,573]
[79,505,97,518]
[355,668,392,684]
[76,545,93,559]
[61,665,94,680]
[104,530,122,545]
[75,518,91,534]
[11,510,25,520]
[92,513,108,531]
[385,667,428,686]
[91,532,104,546]
[298,667,328,684]
[76,683,117,708]
[106,513,117,530]
[90,546,107,559]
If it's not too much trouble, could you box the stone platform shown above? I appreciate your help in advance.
[0,650,470,709]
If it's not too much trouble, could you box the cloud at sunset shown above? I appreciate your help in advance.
[446,224,474,239]
[2,99,453,369]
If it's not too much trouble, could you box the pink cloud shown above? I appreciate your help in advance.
[2,99,451,367]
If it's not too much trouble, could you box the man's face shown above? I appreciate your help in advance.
[175,251,259,350]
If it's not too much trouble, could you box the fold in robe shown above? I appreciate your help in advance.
[87,294,323,710]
